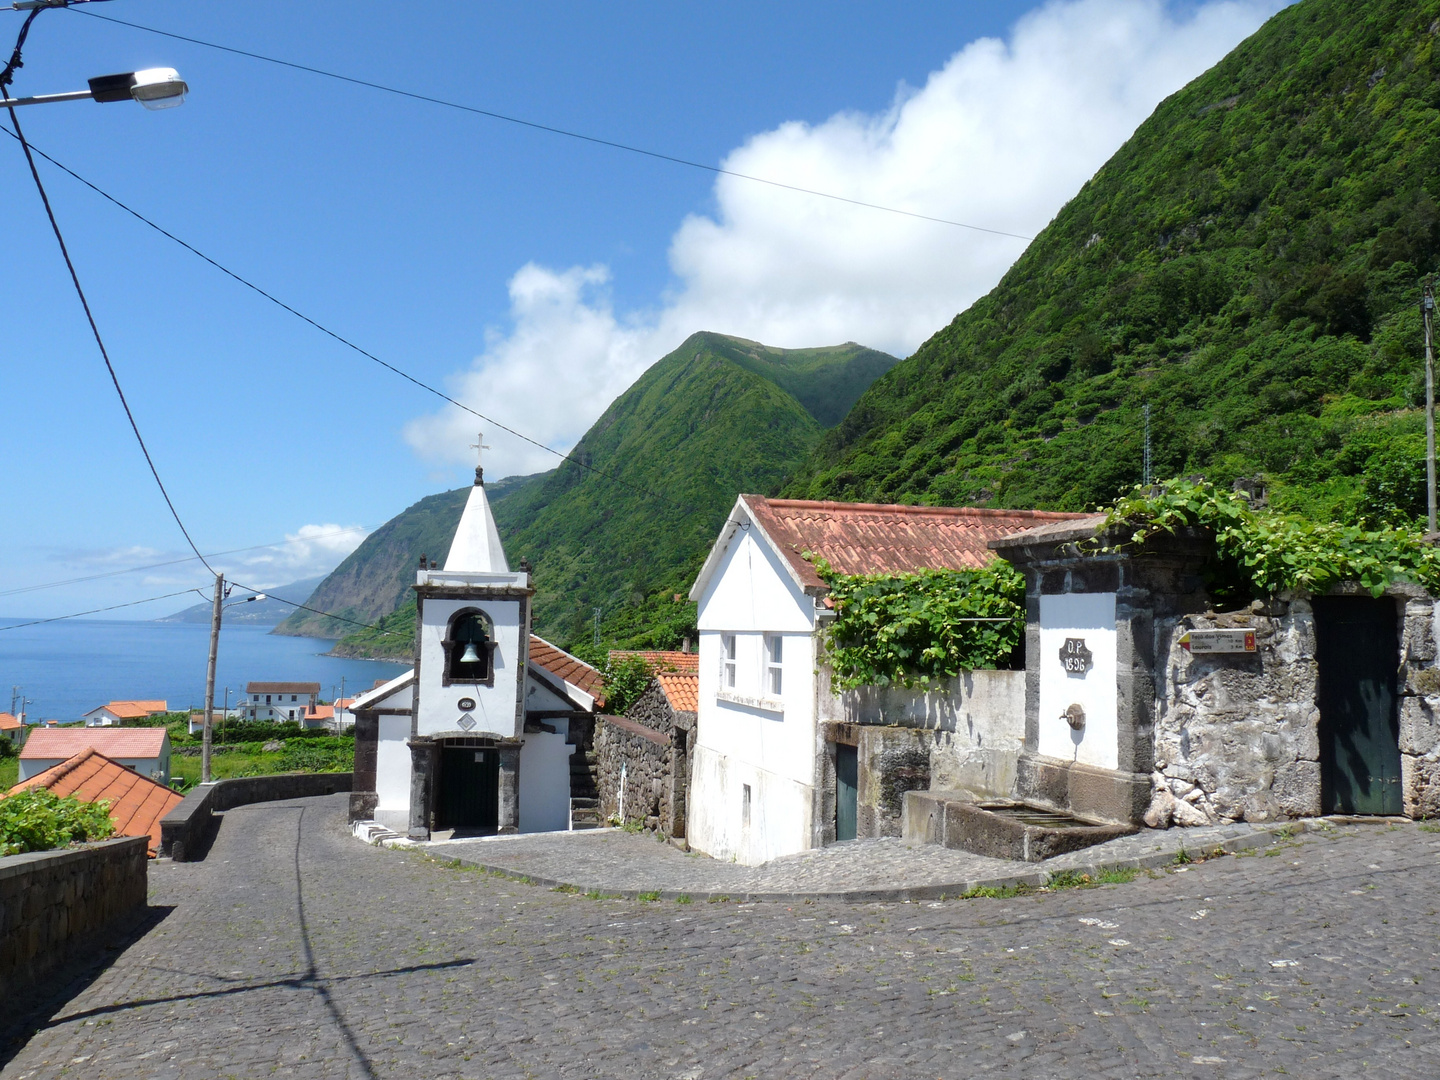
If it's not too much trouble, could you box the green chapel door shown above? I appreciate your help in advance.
[1314,597,1403,815]
[835,743,858,842]
[438,745,499,831]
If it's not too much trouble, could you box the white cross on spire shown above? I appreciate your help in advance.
[469,431,490,469]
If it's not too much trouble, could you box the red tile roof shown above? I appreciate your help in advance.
[655,671,699,713]
[304,704,335,722]
[7,748,182,854]
[742,496,1090,593]
[528,635,606,706]
[21,727,168,761]
[89,700,168,719]
[0,712,19,731]
[608,650,699,674]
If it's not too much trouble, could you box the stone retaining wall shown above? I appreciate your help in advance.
[0,836,148,995]
[595,681,694,836]
[160,773,353,861]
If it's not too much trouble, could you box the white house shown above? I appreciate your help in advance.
[82,700,167,727]
[349,444,604,838]
[686,495,1082,865]
[19,727,171,784]
[244,682,320,723]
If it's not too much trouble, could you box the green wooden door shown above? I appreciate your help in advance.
[835,744,858,842]
[438,745,499,830]
[1314,597,1403,815]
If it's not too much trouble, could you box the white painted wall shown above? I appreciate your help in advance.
[518,730,572,833]
[19,755,167,783]
[524,676,574,713]
[415,573,526,739]
[375,715,412,826]
[1037,592,1119,770]
[689,527,822,864]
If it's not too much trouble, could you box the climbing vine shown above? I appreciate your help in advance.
[814,557,1025,690]
[1101,477,1440,600]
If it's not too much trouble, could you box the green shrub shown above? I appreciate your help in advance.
[0,789,114,856]
[816,557,1026,689]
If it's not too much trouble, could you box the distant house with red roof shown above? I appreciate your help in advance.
[82,700,167,727]
[608,650,699,675]
[20,726,171,785]
[0,712,25,745]
[6,748,182,854]
[685,495,1090,866]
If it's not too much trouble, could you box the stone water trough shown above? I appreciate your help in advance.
[904,790,1138,863]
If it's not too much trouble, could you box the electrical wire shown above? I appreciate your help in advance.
[3,11,215,575]
[69,7,1034,242]
[225,582,402,637]
[0,588,205,630]
[0,524,376,599]
[0,125,712,518]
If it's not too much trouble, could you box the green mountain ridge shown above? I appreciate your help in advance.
[785,0,1440,524]
[291,332,898,657]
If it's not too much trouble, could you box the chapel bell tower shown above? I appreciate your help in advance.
[407,433,532,839]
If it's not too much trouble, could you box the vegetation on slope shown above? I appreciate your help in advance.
[786,0,1440,526]
[328,332,897,658]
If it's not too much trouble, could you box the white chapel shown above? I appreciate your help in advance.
[348,438,605,837]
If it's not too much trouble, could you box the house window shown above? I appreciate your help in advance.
[443,609,496,685]
[764,634,783,696]
[721,633,737,689]
[266,695,272,704]
[291,695,297,702]
[742,783,751,829]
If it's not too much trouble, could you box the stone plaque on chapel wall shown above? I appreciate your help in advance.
[1059,637,1093,676]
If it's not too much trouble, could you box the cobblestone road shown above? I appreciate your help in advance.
[4,794,1439,1079]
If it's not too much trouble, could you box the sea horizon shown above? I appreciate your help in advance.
[0,618,409,723]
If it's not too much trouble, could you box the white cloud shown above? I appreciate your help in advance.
[223,523,370,588]
[407,0,1283,476]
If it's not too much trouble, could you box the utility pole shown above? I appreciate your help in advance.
[202,572,223,784]
[1143,403,1152,486]
[593,607,602,651]
[1425,279,1437,535]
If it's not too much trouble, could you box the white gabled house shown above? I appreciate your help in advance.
[686,495,1084,866]
[349,444,606,838]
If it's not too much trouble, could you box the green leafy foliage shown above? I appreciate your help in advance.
[817,558,1026,689]
[1102,478,1440,599]
[568,652,656,716]
[786,0,1440,524]
[0,788,114,856]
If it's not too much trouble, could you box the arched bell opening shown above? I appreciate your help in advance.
[442,608,497,686]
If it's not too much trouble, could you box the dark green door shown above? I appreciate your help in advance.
[835,743,858,842]
[1314,597,1402,815]
[438,745,499,830]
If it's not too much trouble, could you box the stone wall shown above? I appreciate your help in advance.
[1151,602,1320,825]
[0,836,148,995]
[1152,588,1440,825]
[594,681,694,837]
[817,669,1026,841]
[1396,588,1440,818]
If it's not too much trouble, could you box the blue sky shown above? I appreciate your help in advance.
[0,0,1281,619]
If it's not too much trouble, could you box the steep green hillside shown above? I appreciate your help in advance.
[787,0,1440,525]
[322,332,897,657]
[273,472,546,639]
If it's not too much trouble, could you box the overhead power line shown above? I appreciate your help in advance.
[70,7,1034,242]
[0,523,375,599]
[226,581,401,637]
[4,10,215,575]
[0,588,203,631]
[0,126,706,518]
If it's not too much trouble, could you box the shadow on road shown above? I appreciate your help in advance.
[0,904,176,1071]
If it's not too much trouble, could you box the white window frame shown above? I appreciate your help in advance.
[764,634,783,697]
[721,633,737,689]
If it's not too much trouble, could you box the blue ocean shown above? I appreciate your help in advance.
[0,619,410,723]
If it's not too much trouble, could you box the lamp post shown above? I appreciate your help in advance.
[202,579,267,783]
[2,67,188,110]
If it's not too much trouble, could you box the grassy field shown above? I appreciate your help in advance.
[0,758,16,793]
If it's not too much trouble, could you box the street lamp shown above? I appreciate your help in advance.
[2,68,188,110]
[201,584,267,784]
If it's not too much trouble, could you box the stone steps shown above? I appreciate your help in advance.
[570,797,602,830]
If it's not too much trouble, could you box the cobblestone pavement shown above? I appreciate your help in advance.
[411,822,1290,901]
[5,794,1439,1079]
